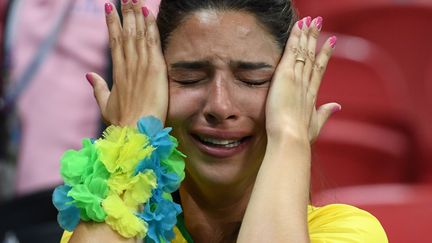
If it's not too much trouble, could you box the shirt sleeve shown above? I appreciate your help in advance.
[60,231,73,243]
[307,204,388,243]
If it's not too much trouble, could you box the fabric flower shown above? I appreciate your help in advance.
[135,143,185,193]
[137,116,174,160]
[97,126,154,174]
[139,190,182,243]
[68,178,108,222]
[52,185,80,231]
[123,170,158,209]
[103,194,148,239]
[60,139,99,186]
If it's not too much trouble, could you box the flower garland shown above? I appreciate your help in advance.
[52,116,186,243]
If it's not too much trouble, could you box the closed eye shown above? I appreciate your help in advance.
[240,79,271,87]
[171,78,206,85]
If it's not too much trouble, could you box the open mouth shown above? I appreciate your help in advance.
[193,134,250,148]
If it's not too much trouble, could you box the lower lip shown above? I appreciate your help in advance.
[190,135,251,158]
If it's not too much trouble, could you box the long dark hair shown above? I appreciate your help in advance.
[157,0,298,50]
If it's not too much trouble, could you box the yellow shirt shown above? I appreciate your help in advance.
[61,204,388,243]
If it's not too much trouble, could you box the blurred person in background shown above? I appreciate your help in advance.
[0,0,131,242]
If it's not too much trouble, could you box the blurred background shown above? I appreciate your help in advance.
[0,0,431,242]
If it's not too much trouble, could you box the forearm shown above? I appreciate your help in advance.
[69,222,136,243]
[238,133,311,243]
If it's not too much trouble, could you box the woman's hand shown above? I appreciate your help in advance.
[265,16,341,143]
[86,0,168,127]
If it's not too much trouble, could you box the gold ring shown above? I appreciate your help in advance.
[295,58,306,64]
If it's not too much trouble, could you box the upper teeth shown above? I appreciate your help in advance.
[198,136,241,145]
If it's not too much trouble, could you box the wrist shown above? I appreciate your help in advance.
[267,127,310,147]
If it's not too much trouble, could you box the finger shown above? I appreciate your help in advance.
[294,17,310,86]
[105,2,125,84]
[309,36,337,96]
[121,0,138,66]
[86,72,110,113]
[145,9,165,66]
[317,103,342,133]
[279,18,303,72]
[132,1,147,63]
[303,16,322,86]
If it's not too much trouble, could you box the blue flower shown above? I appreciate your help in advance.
[139,193,182,243]
[52,185,80,231]
[135,153,181,194]
[137,116,174,160]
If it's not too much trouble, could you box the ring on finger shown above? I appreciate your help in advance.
[295,56,306,64]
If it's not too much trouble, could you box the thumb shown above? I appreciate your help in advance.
[86,72,110,112]
[317,102,342,133]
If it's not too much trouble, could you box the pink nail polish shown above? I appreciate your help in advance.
[104,3,113,15]
[297,20,303,29]
[142,6,149,17]
[329,36,337,48]
[86,73,93,86]
[306,16,312,27]
[122,0,128,4]
[315,16,323,31]
[132,0,138,3]
[332,105,342,113]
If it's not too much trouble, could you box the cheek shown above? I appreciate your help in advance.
[167,84,202,123]
[233,86,269,123]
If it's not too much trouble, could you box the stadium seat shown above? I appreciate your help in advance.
[313,6,432,180]
[311,34,416,192]
[294,0,393,17]
[313,183,432,243]
[419,61,432,181]
[294,0,432,17]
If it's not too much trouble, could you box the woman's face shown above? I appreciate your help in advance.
[165,10,281,187]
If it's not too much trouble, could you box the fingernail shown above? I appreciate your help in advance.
[132,0,138,3]
[122,0,128,4]
[142,6,149,17]
[306,16,312,28]
[315,16,323,31]
[329,36,337,48]
[332,105,342,113]
[104,2,113,14]
[86,73,93,86]
[297,19,303,29]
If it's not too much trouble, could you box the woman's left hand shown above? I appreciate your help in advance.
[265,16,341,143]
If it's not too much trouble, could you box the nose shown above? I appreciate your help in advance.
[203,78,238,124]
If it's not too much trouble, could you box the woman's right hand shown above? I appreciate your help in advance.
[86,0,168,127]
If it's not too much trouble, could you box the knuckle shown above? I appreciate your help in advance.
[307,51,315,62]
[133,6,142,14]
[136,30,145,40]
[146,18,156,27]
[313,63,326,74]
[299,47,307,57]
[109,36,123,48]
[122,27,135,39]
[310,29,320,39]
[323,48,333,58]
[307,92,316,101]
[146,34,159,46]
[106,15,116,25]
[121,6,134,15]
[288,45,299,55]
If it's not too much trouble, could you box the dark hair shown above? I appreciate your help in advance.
[157,0,298,50]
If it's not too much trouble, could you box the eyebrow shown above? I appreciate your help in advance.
[171,60,211,69]
[234,61,273,70]
[170,60,273,70]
